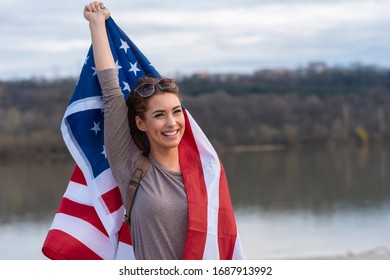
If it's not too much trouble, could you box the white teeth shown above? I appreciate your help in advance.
[162,130,178,136]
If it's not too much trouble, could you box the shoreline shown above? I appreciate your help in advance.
[220,144,287,153]
[291,247,390,260]
[1,142,389,166]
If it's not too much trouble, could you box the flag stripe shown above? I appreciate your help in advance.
[116,223,135,259]
[101,186,123,214]
[186,110,221,259]
[42,229,103,260]
[49,213,115,259]
[218,162,237,259]
[70,165,87,186]
[57,197,108,236]
[63,181,92,206]
[232,233,245,260]
[179,110,209,259]
[116,241,135,260]
[63,96,103,119]
[118,223,132,245]
[90,169,124,238]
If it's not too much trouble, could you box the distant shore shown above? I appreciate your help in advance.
[220,144,286,153]
[294,247,390,260]
[1,142,390,163]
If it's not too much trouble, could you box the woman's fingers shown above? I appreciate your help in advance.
[90,1,104,12]
[84,4,92,13]
[84,1,109,21]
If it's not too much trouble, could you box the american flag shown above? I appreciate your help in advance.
[42,17,244,260]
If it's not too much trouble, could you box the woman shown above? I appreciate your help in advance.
[84,2,188,260]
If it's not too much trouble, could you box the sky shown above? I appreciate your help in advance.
[1,0,389,80]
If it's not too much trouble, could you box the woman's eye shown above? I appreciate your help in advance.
[174,109,182,114]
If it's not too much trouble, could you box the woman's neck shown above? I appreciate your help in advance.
[150,147,181,173]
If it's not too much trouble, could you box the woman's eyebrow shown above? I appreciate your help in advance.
[152,105,181,114]
[152,109,165,115]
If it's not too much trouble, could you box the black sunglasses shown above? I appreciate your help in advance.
[134,78,177,97]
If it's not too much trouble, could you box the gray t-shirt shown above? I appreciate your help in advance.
[97,68,188,260]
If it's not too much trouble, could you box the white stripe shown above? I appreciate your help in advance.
[93,170,124,236]
[93,168,118,197]
[63,181,93,206]
[232,233,246,260]
[63,96,103,119]
[186,110,220,259]
[50,213,116,260]
[116,242,135,260]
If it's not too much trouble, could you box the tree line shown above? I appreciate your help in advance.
[0,64,389,160]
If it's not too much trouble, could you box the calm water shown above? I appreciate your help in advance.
[1,145,390,259]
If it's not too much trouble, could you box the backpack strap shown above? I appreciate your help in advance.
[124,153,150,225]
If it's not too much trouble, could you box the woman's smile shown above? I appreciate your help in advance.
[136,92,185,152]
[162,129,179,137]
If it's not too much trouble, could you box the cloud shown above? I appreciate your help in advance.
[119,1,390,74]
[1,0,389,79]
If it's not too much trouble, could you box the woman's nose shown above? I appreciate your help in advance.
[166,114,175,126]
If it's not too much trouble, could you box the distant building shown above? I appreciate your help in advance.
[254,68,293,80]
[308,62,327,74]
[193,72,209,79]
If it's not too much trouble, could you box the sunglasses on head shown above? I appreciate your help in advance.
[134,78,177,97]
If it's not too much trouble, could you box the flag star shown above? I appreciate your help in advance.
[129,61,140,76]
[91,67,97,76]
[115,60,122,71]
[119,39,130,54]
[84,56,90,65]
[122,81,130,92]
[90,121,101,136]
[101,145,107,159]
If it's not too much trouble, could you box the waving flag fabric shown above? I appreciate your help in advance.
[42,17,244,260]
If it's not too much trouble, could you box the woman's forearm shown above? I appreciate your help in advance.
[89,18,115,71]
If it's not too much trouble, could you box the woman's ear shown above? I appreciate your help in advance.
[135,116,147,132]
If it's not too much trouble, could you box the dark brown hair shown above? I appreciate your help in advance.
[126,76,180,156]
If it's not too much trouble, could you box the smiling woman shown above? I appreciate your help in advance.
[126,76,185,171]
[83,1,191,259]
[40,1,244,260]
[82,0,245,260]
[133,92,185,173]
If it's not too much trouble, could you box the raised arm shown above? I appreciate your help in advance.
[83,1,115,71]
[83,2,140,204]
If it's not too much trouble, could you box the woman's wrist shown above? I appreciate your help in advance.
[88,16,106,28]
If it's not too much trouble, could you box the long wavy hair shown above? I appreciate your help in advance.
[126,76,180,156]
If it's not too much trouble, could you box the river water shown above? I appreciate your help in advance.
[1,145,389,259]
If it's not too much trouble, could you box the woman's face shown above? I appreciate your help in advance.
[136,92,185,153]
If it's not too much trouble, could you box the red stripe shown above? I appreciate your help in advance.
[101,186,123,214]
[179,110,208,260]
[70,165,87,186]
[42,229,103,260]
[118,222,132,245]
[217,162,237,259]
[57,197,108,236]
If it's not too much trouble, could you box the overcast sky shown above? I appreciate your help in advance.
[1,0,389,80]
